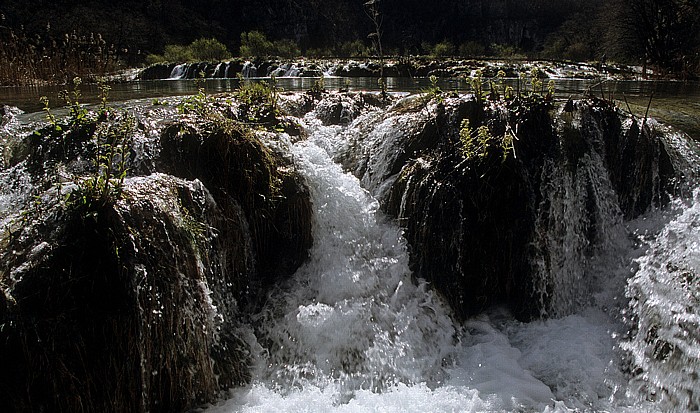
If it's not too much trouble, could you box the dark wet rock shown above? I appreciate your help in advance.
[138,63,178,80]
[313,93,367,126]
[339,94,698,321]
[158,118,313,303]
[0,174,252,412]
[0,98,315,412]
[579,99,695,219]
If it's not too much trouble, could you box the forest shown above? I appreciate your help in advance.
[1,0,699,83]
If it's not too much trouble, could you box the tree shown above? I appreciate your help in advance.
[608,0,700,74]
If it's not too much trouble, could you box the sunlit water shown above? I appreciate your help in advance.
[2,92,698,412]
[198,108,699,412]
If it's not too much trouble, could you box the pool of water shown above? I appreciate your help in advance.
[2,77,699,139]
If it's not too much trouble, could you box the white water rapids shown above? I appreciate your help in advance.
[199,109,699,413]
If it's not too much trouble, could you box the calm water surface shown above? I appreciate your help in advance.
[2,77,699,138]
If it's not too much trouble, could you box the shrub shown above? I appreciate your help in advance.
[432,41,456,57]
[163,44,195,62]
[189,38,230,61]
[336,40,369,57]
[459,41,486,57]
[240,31,274,57]
[271,39,300,58]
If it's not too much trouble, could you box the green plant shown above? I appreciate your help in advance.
[58,77,90,126]
[236,75,281,124]
[432,41,455,57]
[422,75,443,103]
[468,70,485,101]
[240,31,274,57]
[39,96,60,132]
[271,39,300,58]
[459,118,516,162]
[69,113,134,211]
[162,44,194,62]
[364,0,385,79]
[189,38,230,61]
[177,72,213,116]
[459,41,486,57]
[308,75,326,99]
[97,79,111,115]
[378,77,388,101]
[529,68,543,95]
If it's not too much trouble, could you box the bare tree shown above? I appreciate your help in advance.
[364,0,384,79]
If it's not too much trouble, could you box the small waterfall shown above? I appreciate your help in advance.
[531,108,627,317]
[623,189,700,410]
[241,61,257,78]
[168,63,188,79]
[250,120,457,400]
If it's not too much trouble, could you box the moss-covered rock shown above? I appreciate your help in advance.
[0,95,315,412]
[0,174,251,412]
[341,94,696,321]
[158,117,313,308]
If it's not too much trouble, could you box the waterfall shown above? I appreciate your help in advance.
[622,188,700,410]
[168,63,187,79]
[204,96,699,413]
[251,119,457,398]
[2,92,698,412]
[242,61,257,78]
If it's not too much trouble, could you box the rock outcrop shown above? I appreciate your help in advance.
[336,94,698,320]
[0,98,313,412]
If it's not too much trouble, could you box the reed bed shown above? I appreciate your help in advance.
[0,26,120,86]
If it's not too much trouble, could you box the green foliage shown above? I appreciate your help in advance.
[235,75,281,125]
[468,70,485,101]
[459,119,515,162]
[39,96,59,132]
[458,41,486,57]
[58,77,90,126]
[459,119,492,159]
[431,41,456,57]
[240,31,274,57]
[337,40,370,57]
[489,43,519,58]
[378,77,388,102]
[239,31,299,58]
[36,80,134,212]
[308,75,326,99]
[270,39,301,58]
[189,38,230,61]
[421,75,443,103]
[177,72,212,116]
[0,24,118,86]
[147,39,229,63]
[69,113,135,211]
[161,44,194,62]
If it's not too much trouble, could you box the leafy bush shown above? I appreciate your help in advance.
[271,39,300,58]
[146,39,229,64]
[240,31,300,58]
[164,44,195,62]
[336,40,369,57]
[240,31,274,57]
[235,77,281,124]
[459,41,486,57]
[189,38,230,61]
[432,41,456,57]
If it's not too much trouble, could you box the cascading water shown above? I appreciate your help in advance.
[2,92,698,412]
[200,97,698,413]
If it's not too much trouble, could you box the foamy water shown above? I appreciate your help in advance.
[197,109,700,412]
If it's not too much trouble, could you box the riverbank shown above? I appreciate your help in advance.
[137,57,657,82]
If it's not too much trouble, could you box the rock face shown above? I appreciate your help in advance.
[337,94,698,321]
[158,117,313,305]
[0,101,313,412]
[1,175,253,412]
